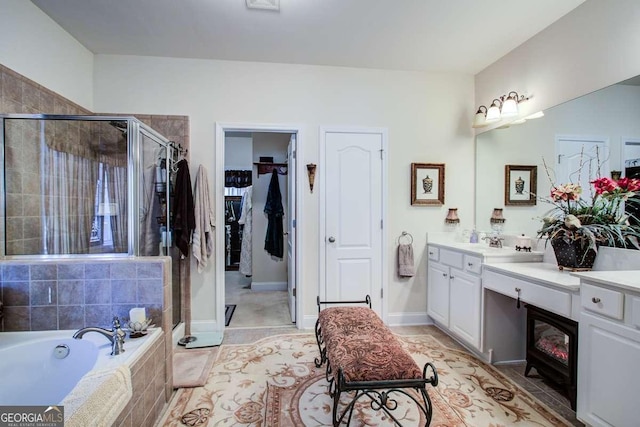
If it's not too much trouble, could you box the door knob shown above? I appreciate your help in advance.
[328,236,336,243]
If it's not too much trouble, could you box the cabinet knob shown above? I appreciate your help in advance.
[328,236,336,243]
[442,273,448,277]
[450,275,455,279]
[592,297,601,304]
[429,251,434,256]
[467,262,473,267]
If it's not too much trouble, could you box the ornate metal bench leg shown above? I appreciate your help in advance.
[314,318,326,367]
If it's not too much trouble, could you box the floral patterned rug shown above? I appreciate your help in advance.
[159,333,571,426]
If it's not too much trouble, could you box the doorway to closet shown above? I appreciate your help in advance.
[219,127,300,329]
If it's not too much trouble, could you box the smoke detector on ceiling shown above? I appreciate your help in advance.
[246,0,280,11]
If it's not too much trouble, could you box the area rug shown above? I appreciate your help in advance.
[159,333,571,426]
[225,304,236,327]
[172,348,218,388]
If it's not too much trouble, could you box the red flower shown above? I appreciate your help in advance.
[591,177,618,194]
[617,177,640,192]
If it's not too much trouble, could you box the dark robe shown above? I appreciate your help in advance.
[172,159,195,257]
[264,169,284,258]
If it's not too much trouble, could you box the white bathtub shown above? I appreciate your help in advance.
[0,328,161,406]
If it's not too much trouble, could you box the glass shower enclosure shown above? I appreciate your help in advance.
[0,114,182,326]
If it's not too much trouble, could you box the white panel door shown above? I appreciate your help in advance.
[287,135,296,323]
[324,130,383,314]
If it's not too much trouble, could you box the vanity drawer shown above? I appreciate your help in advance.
[440,249,463,269]
[483,270,572,318]
[581,283,624,320]
[632,296,640,329]
[427,246,439,261]
[464,255,482,275]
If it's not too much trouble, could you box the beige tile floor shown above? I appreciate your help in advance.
[225,270,294,328]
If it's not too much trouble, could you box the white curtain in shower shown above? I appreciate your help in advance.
[105,164,128,253]
[43,146,99,254]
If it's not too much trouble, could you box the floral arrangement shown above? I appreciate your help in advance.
[538,164,640,252]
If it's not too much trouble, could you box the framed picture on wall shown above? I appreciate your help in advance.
[505,165,537,206]
[411,163,445,205]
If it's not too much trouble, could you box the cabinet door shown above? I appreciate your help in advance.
[449,269,482,348]
[427,262,450,326]
[577,312,640,427]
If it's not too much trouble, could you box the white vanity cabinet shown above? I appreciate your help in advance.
[573,272,640,427]
[427,245,482,349]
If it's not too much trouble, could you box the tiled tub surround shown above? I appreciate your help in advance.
[0,257,174,405]
[0,259,166,332]
[0,328,166,426]
[113,329,168,427]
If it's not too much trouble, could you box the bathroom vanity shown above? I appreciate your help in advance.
[572,271,640,427]
[427,239,640,426]
[426,240,543,354]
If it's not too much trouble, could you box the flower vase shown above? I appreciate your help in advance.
[550,238,597,271]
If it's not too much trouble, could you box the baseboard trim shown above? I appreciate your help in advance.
[250,281,287,291]
[386,312,431,326]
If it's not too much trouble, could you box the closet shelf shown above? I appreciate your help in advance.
[254,162,288,176]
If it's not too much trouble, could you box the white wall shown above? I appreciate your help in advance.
[251,133,289,286]
[474,0,640,135]
[476,84,640,237]
[0,0,94,109]
[93,55,475,327]
[224,135,253,170]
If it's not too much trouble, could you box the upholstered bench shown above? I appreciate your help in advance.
[315,295,438,427]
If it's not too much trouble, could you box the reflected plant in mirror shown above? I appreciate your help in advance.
[537,156,640,270]
[476,75,640,239]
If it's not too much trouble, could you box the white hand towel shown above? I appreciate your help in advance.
[193,165,215,273]
[398,244,415,277]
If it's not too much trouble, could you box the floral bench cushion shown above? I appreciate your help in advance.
[318,306,423,383]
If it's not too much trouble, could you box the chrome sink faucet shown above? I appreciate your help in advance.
[73,316,126,355]
[482,235,504,248]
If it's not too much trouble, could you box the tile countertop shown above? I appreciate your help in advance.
[483,262,581,291]
[571,271,640,293]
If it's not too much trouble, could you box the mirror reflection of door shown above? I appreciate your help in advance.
[555,136,610,204]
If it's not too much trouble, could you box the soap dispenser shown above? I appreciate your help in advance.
[469,228,479,243]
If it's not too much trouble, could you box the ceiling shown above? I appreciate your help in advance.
[31,0,584,75]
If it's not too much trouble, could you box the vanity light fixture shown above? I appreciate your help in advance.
[485,99,502,122]
[472,106,489,128]
[472,91,531,127]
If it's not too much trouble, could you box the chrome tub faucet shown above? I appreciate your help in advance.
[73,316,126,355]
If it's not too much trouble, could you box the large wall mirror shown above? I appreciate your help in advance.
[475,76,640,239]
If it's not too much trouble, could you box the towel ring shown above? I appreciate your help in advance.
[399,231,413,245]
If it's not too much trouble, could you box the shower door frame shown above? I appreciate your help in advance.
[0,113,175,258]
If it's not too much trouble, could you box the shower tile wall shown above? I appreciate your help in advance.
[1,65,91,254]
[1,65,190,256]
[1,63,190,329]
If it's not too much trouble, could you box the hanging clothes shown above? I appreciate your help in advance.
[238,186,253,276]
[172,159,195,257]
[192,165,215,273]
[264,169,284,258]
